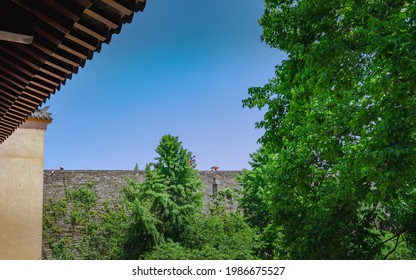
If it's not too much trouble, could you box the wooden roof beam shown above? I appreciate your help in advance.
[25,86,50,98]
[84,8,119,30]
[0,81,23,96]
[0,122,15,131]
[0,65,30,85]
[1,116,18,126]
[0,127,13,135]
[30,35,84,70]
[38,67,66,82]
[5,108,27,119]
[102,0,133,16]
[65,33,97,51]
[2,113,22,124]
[13,0,72,35]
[40,0,83,22]
[44,60,73,76]
[7,44,62,88]
[15,99,37,110]
[0,74,26,91]
[30,79,55,92]
[34,73,61,88]
[51,51,82,68]
[10,103,32,115]
[0,54,37,79]
[58,41,89,60]
[135,0,147,12]
[0,46,42,73]
[15,95,42,107]
[76,0,94,9]
[74,22,107,41]
[21,90,48,103]
[33,26,63,46]
[0,88,16,103]
[12,41,49,66]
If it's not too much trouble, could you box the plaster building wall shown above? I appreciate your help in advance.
[0,126,47,259]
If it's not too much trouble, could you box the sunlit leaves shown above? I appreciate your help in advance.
[242,0,416,259]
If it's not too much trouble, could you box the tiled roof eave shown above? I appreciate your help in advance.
[0,0,147,144]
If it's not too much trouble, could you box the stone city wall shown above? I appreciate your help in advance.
[42,170,243,259]
[43,170,242,205]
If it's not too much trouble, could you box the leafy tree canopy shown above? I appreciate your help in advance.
[124,134,203,259]
[242,0,416,259]
[145,188,261,260]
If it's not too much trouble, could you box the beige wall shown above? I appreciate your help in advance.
[0,121,48,259]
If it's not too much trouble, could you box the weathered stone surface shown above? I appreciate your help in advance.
[43,170,242,205]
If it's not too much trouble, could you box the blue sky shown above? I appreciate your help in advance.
[43,0,285,171]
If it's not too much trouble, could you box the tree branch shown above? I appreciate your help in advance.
[370,230,403,256]
[383,234,401,260]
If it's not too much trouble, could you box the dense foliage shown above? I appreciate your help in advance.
[144,190,260,260]
[123,134,204,258]
[241,0,416,259]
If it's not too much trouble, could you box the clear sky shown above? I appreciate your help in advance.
[43,0,285,171]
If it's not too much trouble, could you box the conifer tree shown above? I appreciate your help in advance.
[124,135,203,259]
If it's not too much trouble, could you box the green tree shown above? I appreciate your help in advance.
[144,188,260,260]
[124,134,203,259]
[243,0,416,259]
[238,149,283,259]
[185,188,260,260]
[144,212,260,260]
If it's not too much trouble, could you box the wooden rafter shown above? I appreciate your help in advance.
[0,0,147,143]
